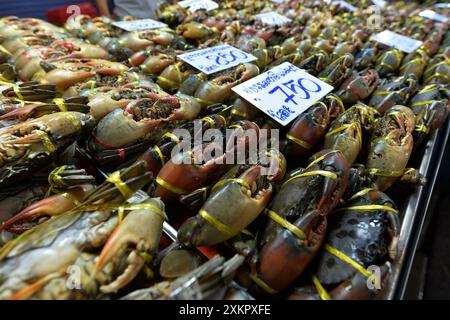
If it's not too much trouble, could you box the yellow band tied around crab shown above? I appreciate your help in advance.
[155,176,187,195]
[400,58,426,71]
[282,170,338,188]
[250,273,279,294]
[336,204,398,214]
[106,171,134,199]
[286,134,312,150]
[425,72,450,84]
[325,123,362,145]
[349,188,375,201]
[312,275,331,300]
[417,84,437,95]
[415,123,430,134]
[306,150,340,169]
[157,76,177,88]
[231,108,248,119]
[52,98,67,112]
[212,178,250,193]
[162,132,180,144]
[265,209,306,240]
[411,100,439,107]
[117,203,167,221]
[195,97,215,106]
[325,95,345,113]
[201,116,217,128]
[12,85,24,100]
[325,244,380,288]
[48,165,67,188]
[36,130,56,153]
[153,145,165,167]
[199,209,236,238]
[367,168,404,177]
[0,45,12,56]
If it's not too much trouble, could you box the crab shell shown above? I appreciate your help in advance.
[316,189,400,286]
[366,105,416,191]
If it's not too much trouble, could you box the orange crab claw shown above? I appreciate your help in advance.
[0,187,91,231]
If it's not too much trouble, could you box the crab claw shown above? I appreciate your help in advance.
[95,198,166,293]
[0,104,42,121]
[0,185,93,231]
[39,69,95,90]
[177,165,273,246]
[256,210,327,293]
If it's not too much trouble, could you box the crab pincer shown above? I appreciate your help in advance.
[94,198,167,294]
[177,162,278,246]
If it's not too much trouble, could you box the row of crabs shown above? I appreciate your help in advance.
[0,0,449,299]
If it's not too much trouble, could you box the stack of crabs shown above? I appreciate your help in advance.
[0,0,448,300]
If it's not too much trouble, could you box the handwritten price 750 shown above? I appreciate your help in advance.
[205,50,249,66]
[269,77,322,105]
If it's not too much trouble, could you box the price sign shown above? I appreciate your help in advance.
[419,9,449,24]
[255,12,292,26]
[271,0,288,3]
[371,0,387,8]
[332,1,357,12]
[178,44,257,75]
[434,3,450,9]
[111,19,167,31]
[178,0,219,13]
[371,30,424,53]
[232,62,334,126]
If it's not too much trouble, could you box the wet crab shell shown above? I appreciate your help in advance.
[315,190,399,286]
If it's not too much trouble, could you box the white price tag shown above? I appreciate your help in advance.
[255,12,292,26]
[332,1,357,12]
[178,0,218,13]
[111,19,167,31]
[178,44,257,75]
[419,9,449,24]
[371,30,423,53]
[371,0,387,8]
[271,0,288,3]
[434,3,450,9]
[232,62,334,126]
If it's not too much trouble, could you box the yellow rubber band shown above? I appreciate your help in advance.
[336,204,398,214]
[157,76,177,88]
[36,130,56,153]
[425,72,450,84]
[282,170,338,188]
[0,45,12,56]
[13,85,24,100]
[162,132,180,144]
[117,203,167,221]
[411,100,439,107]
[250,273,278,294]
[400,58,426,71]
[367,168,403,177]
[417,84,437,95]
[155,176,187,195]
[199,209,235,238]
[265,209,306,240]
[60,192,81,206]
[106,171,134,199]
[306,150,340,169]
[325,244,379,287]
[415,123,430,134]
[52,98,67,112]
[312,275,331,300]
[153,145,165,166]
[212,178,250,193]
[195,97,215,106]
[48,165,66,191]
[325,123,362,145]
[201,116,216,128]
[349,188,375,201]
[286,134,312,150]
